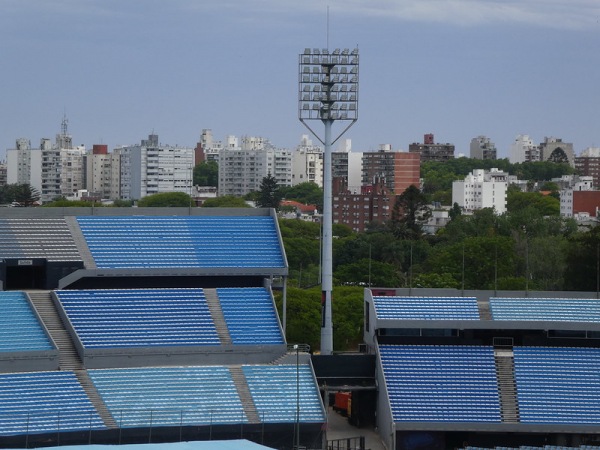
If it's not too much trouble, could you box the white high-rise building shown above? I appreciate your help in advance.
[470,136,497,160]
[509,135,540,163]
[560,175,595,217]
[7,138,42,194]
[116,133,194,201]
[452,168,508,214]
[86,145,121,200]
[291,135,323,187]
[198,129,223,162]
[218,136,292,197]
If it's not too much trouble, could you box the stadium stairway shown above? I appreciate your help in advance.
[478,299,493,320]
[65,216,96,269]
[204,288,232,345]
[494,348,520,423]
[229,365,260,424]
[27,290,82,371]
[26,290,117,429]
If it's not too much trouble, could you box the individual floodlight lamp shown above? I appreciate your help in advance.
[298,47,359,355]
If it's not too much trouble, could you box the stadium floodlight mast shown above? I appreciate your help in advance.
[298,47,359,355]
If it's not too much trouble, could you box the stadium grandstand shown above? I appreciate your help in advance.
[0,208,325,450]
[365,288,600,450]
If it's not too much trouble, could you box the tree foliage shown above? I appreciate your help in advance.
[390,185,431,240]
[256,173,282,210]
[280,182,323,212]
[193,161,218,187]
[0,184,40,206]
[137,192,192,207]
[201,196,251,208]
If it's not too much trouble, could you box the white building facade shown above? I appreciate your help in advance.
[452,168,508,214]
[559,175,594,218]
[509,135,540,164]
[117,133,194,201]
[292,135,323,187]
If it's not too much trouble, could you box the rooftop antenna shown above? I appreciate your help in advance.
[61,112,68,136]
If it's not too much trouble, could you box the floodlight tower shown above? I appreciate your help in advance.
[298,47,359,355]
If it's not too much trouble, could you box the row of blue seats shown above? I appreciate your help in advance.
[243,365,325,423]
[0,292,53,353]
[217,288,284,345]
[0,371,105,436]
[89,366,246,427]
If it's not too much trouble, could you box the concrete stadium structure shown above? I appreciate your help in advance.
[0,208,325,450]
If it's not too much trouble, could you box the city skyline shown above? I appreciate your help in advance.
[1,0,599,160]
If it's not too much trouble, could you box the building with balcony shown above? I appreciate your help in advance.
[408,133,454,163]
[452,168,508,214]
[362,145,420,194]
[116,133,194,201]
[470,136,497,160]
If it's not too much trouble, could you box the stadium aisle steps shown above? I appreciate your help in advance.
[27,291,82,370]
[494,348,520,423]
[204,288,232,345]
[229,366,260,424]
[65,216,96,269]
[74,369,117,428]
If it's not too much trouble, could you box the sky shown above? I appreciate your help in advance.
[1,0,599,160]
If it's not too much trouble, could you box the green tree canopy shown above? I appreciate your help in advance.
[137,192,192,207]
[280,182,323,212]
[507,190,559,216]
[201,196,251,208]
[256,173,282,210]
[0,184,40,206]
[193,161,218,187]
[390,185,431,240]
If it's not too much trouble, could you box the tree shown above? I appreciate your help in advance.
[280,182,323,211]
[137,192,192,207]
[202,196,251,208]
[390,185,431,240]
[9,184,40,206]
[256,173,282,210]
[334,259,403,287]
[193,161,218,187]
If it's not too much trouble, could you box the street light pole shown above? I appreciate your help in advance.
[298,47,359,355]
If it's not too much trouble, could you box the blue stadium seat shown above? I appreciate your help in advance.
[514,346,600,424]
[0,371,105,435]
[242,365,325,423]
[76,216,285,269]
[379,345,501,423]
[54,289,220,348]
[216,287,284,345]
[0,292,53,352]
[372,296,480,321]
[88,366,247,427]
[490,298,600,322]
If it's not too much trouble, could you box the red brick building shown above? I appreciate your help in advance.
[333,178,399,232]
[361,148,420,194]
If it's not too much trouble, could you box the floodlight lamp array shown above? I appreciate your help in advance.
[298,48,359,121]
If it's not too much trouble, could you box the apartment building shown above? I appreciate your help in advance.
[291,135,323,187]
[332,178,397,233]
[85,145,121,200]
[470,136,497,160]
[116,133,194,201]
[218,136,292,197]
[509,135,540,163]
[361,145,420,194]
[560,175,598,218]
[575,147,600,190]
[452,168,508,214]
[408,133,454,163]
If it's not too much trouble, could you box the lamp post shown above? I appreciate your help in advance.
[298,47,359,355]
[294,344,300,450]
